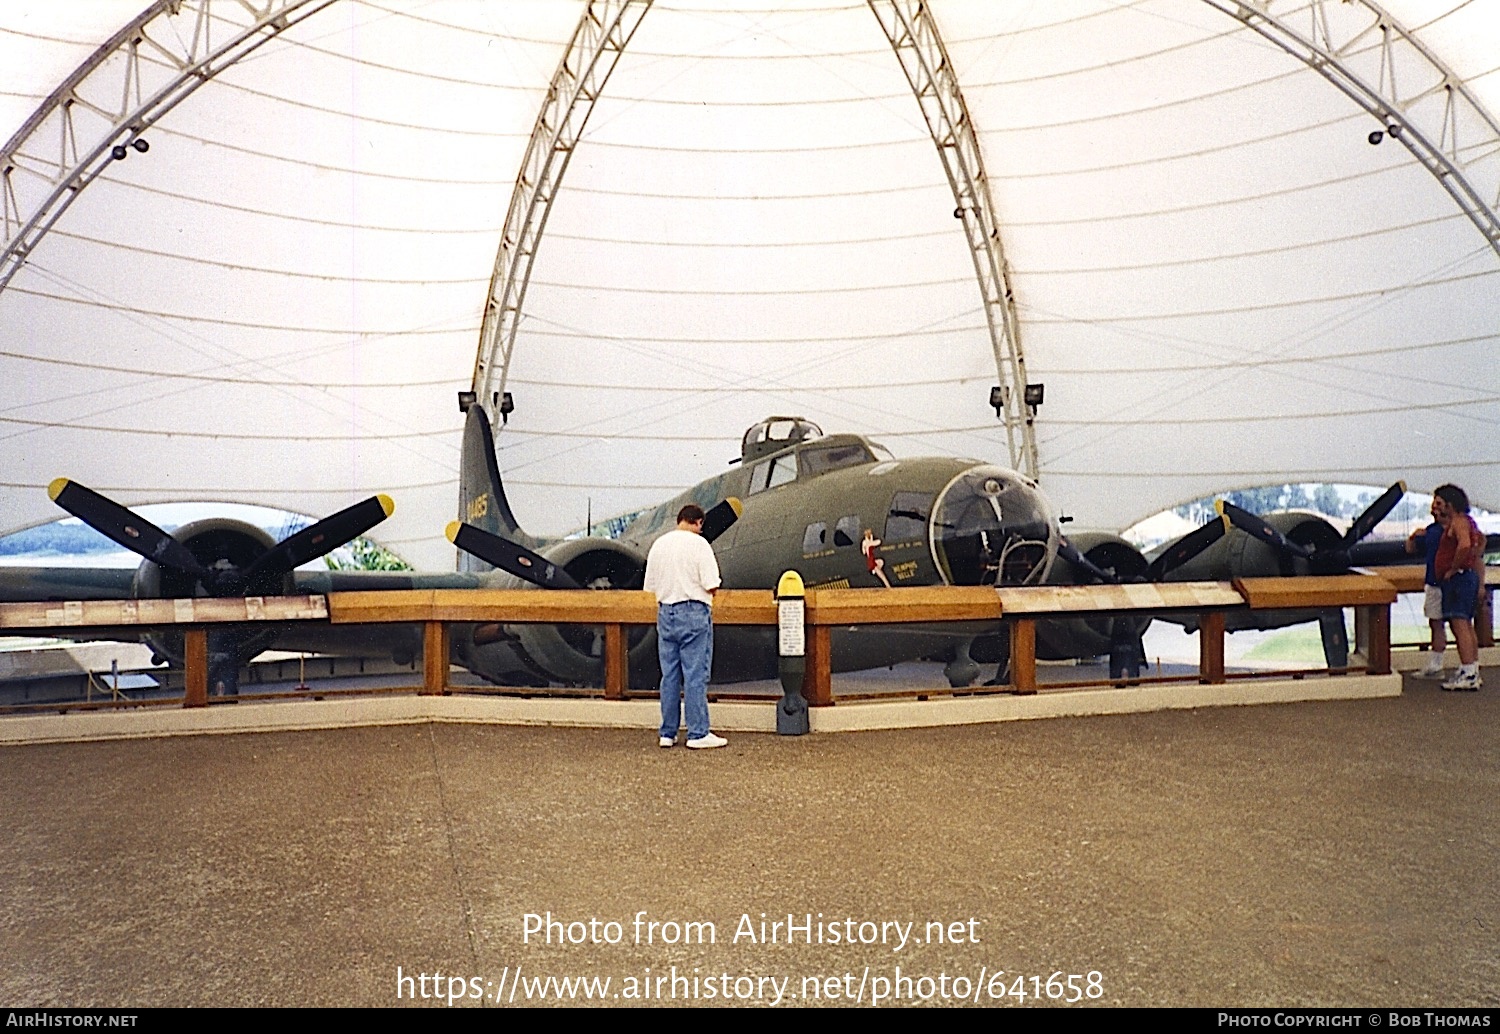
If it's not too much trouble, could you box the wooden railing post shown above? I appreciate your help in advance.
[183,628,208,708]
[805,624,832,706]
[604,623,627,699]
[1362,604,1391,675]
[1009,618,1037,695]
[422,621,449,696]
[1199,611,1226,684]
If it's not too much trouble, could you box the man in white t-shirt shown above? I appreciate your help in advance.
[644,504,726,749]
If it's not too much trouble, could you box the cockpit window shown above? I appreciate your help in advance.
[885,492,933,542]
[802,522,827,553]
[799,442,873,477]
[748,453,797,494]
[741,417,823,463]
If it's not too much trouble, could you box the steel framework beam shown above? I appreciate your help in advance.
[471,0,653,420]
[0,0,337,292]
[866,0,1038,479]
[1202,0,1500,260]
[1,0,337,292]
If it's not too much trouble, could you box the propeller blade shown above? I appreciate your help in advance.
[1146,513,1229,581]
[247,494,395,579]
[1341,481,1405,547]
[48,478,206,577]
[1057,536,1119,584]
[700,497,743,544]
[446,521,581,589]
[1217,500,1312,559]
[1318,609,1350,669]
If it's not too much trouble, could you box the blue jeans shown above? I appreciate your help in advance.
[658,601,713,740]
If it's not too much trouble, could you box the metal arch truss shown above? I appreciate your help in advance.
[866,0,1037,479]
[471,0,652,423]
[0,0,337,292]
[1204,0,1500,260]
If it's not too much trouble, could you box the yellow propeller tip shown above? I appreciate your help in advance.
[1213,499,1226,515]
[376,493,395,517]
[47,478,69,501]
[727,496,743,517]
[445,520,462,544]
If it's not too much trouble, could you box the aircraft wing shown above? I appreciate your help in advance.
[0,565,489,669]
[1349,533,1500,568]
[0,566,139,603]
[0,565,486,605]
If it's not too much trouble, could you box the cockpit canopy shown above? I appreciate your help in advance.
[741,416,823,464]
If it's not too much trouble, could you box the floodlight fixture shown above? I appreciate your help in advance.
[457,390,477,413]
[498,391,515,424]
[989,385,1006,416]
[1023,383,1045,408]
[1368,130,1384,145]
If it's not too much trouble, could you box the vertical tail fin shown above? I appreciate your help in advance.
[459,404,536,563]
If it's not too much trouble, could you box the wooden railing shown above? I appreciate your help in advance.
[0,571,1460,709]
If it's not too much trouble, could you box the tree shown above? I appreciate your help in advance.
[324,536,412,572]
[1311,483,1342,517]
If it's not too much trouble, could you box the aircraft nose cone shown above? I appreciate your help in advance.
[931,465,1057,586]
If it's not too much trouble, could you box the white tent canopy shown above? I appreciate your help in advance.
[2,0,1496,569]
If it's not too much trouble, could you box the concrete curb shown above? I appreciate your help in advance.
[1390,644,1500,672]
[0,672,1402,745]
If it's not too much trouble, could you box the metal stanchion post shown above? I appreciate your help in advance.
[775,571,810,736]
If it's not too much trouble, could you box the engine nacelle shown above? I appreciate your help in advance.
[507,537,653,686]
[1160,510,1346,633]
[1036,532,1151,661]
[1162,510,1342,582]
[130,518,292,666]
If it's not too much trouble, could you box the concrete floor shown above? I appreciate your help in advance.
[0,667,1496,1008]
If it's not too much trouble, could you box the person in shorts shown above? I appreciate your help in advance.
[1406,499,1447,677]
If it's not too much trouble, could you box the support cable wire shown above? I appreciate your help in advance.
[97,176,503,234]
[0,349,480,390]
[45,228,491,284]
[8,284,479,336]
[5,263,464,470]
[1021,265,1498,324]
[487,394,1500,438]
[1038,242,1499,463]
[349,0,1143,58]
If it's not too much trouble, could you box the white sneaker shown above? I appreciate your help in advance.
[1417,656,1445,678]
[1441,670,1482,692]
[659,736,675,748]
[686,733,728,750]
